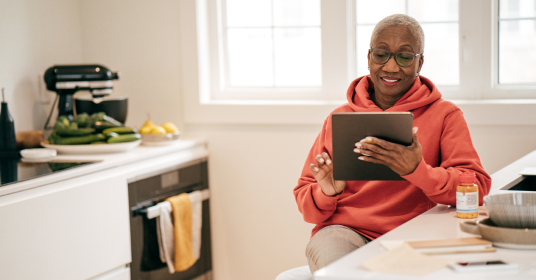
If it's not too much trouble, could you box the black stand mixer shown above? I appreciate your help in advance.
[43,65,119,129]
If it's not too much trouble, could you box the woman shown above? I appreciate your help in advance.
[293,14,491,272]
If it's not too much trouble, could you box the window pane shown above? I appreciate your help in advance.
[223,0,322,88]
[499,19,536,84]
[356,0,405,24]
[226,0,272,27]
[499,0,536,19]
[419,23,459,85]
[227,28,273,86]
[273,0,320,26]
[274,28,321,86]
[408,0,458,22]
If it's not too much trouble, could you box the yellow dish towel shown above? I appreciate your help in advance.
[166,193,195,272]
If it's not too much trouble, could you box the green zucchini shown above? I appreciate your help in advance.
[105,132,119,138]
[58,116,70,127]
[55,134,105,145]
[93,121,122,131]
[88,112,106,128]
[73,113,89,127]
[53,120,67,131]
[48,132,61,145]
[102,127,136,135]
[103,115,123,126]
[56,128,95,137]
[107,133,141,144]
[90,141,107,145]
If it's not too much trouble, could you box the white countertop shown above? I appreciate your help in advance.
[489,149,536,194]
[315,149,536,280]
[0,138,208,197]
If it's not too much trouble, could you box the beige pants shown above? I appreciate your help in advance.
[306,225,369,273]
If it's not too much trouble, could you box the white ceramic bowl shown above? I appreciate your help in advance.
[20,148,57,159]
[141,132,180,146]
[484,193,536,229]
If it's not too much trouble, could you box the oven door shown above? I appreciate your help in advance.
[128,161,212,280]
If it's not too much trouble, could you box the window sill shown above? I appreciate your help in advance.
[184,99,343,125]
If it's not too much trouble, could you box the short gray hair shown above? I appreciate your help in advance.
[370,14,425,54]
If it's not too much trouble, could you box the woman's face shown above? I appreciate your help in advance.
[367,25,423,99]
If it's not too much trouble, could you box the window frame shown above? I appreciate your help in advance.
[180,0,536,126]
[491,0,536,95]
[461,0,536,100]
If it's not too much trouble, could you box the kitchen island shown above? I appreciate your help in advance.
[0,139,208,280]
[315,149,536,280]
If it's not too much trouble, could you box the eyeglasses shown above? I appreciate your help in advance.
[369,48,422,67]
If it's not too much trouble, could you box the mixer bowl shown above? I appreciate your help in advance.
[75,95,128,124]
[484,193,536,229]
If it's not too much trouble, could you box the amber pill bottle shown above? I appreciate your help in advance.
[456,172,479,219]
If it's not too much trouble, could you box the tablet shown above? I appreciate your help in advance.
[331,112,413,181]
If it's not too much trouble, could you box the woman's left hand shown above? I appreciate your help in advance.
[354,127,422,176]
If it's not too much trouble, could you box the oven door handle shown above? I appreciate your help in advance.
[130,189,210,218]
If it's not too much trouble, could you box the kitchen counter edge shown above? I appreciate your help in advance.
[0,138,208,197]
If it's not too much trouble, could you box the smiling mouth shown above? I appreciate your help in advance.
[380,77,401,86]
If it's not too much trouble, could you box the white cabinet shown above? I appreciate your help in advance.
[0,167,131,280]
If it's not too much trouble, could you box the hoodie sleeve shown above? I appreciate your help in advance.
[293,118,338,224]
[402,109,491,206]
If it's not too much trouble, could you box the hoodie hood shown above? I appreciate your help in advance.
[346,75,442,112]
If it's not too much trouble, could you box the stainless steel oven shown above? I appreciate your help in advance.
[128,159,212,280]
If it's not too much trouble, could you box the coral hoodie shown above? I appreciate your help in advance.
[294,76,491,240]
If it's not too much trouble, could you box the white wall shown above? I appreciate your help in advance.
[79,0,183,129]
[0,0,84,131]
[471,125,536,174]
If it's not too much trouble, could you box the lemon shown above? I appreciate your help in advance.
[140,125,155,134]
[142,119,155,127]
[150,126,167,135]
[161,122,179,133]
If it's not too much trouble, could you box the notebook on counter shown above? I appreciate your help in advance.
[381,238,495,255]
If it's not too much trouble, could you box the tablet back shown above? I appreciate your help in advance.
[332,112,413,181]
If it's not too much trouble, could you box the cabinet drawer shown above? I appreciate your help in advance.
[0,171,131,280]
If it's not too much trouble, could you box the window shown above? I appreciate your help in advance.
[183,0,536,125]
[204,0,346,102]
[498,0,536,84]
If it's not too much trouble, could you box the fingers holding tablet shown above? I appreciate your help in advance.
[353,127,422,176]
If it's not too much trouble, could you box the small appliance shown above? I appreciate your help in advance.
[75,94,128,124]
[43,64,120,128]
[0,88,17,155]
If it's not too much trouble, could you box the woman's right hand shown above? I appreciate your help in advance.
[309,152,346,196]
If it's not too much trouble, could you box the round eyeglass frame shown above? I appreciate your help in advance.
[369,48,423,68]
